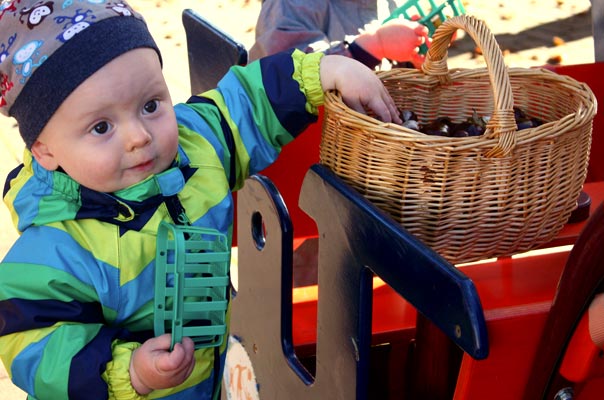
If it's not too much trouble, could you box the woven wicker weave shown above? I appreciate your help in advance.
[320,15,597,264]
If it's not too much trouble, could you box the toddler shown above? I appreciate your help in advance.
[0,0,400,399]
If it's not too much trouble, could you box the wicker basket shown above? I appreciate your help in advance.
[320,15,597,265]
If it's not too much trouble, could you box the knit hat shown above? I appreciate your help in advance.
[0,0,162,148]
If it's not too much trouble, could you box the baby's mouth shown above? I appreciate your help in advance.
[130,159,154,172]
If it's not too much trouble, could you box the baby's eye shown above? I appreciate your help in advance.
[91,121,111,135]
[143,100,159,114]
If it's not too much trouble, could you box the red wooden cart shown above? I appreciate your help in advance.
[183,10,604,399]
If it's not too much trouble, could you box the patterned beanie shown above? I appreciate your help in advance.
[0,0,162,148]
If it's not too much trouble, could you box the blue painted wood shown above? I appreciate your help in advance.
[227,165,488,399]
[182,9,247,95]
[229,174,322,399]
[301,164,489,360]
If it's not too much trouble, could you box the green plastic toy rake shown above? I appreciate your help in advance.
[154,221,230,350]
[384,0,466,54]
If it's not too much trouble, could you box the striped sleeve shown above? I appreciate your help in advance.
[179,49,324,190]
[0,230,140,399]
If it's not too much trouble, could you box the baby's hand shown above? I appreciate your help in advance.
[320,55,402,124]
[354,18,430,68]
[129,334,196,395]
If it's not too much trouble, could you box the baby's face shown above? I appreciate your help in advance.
[32,48,179,193]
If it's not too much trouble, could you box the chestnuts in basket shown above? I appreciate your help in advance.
[397,107,543,137]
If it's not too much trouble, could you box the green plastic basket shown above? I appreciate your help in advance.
[154,221,230,350]
[384,0,466,54]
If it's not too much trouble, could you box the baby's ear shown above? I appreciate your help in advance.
[31,140,59,171]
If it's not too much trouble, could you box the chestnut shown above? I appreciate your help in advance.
[402,119,421,131]
[400,109,418,122]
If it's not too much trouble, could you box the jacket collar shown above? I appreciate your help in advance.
[8,146,192,231]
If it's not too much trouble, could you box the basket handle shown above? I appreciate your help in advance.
[422,15,517,157]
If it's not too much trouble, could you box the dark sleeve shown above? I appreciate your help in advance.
[347,40,381,69]
[249,0,342,60]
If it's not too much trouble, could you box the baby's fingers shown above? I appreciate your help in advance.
[365,92,400,124]
[157,337,195,373]
[343,96,366,116]
[414,24,430,38]
[342,89,400,124]
[411,51,426,69]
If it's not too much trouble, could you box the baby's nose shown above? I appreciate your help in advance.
[124,123,152,150]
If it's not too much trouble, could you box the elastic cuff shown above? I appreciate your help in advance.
[347,40,381,70]
[302,51,325,109]
[292,49,325,112]
[102,341,147,400]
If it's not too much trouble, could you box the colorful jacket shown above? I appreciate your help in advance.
[0,49,324,400]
